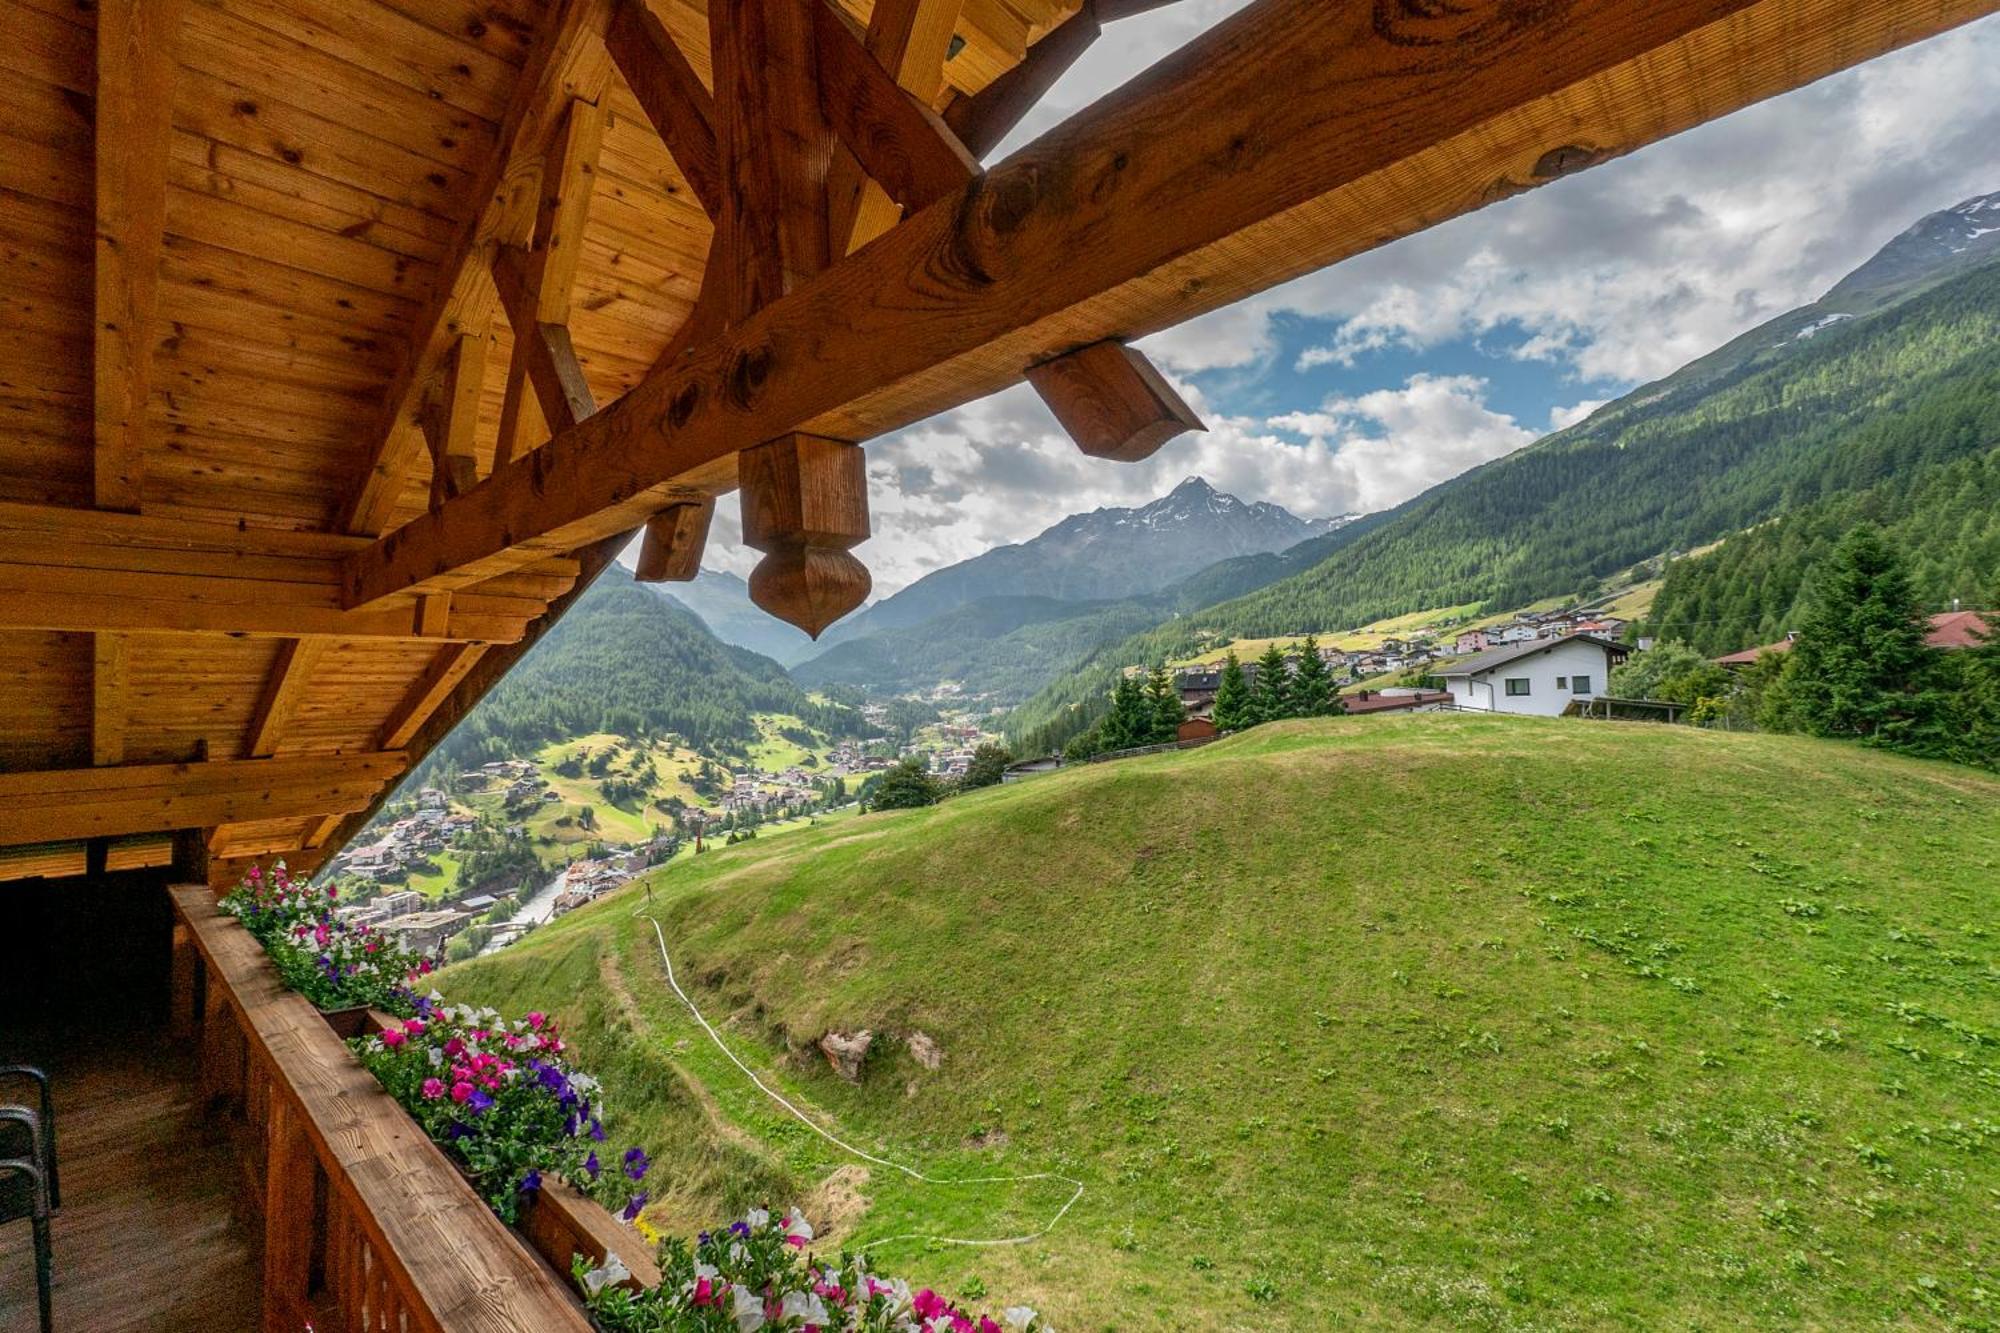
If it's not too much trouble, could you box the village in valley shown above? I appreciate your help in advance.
[316,702,1006,963]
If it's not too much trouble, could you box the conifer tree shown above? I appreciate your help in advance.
[1290,636,1336,717]
[1100,674,1151,751]
[1145,663,1186,742]
[1781,526,1934,738]
[1212,652,1251,732]
[1249,644,1293,722]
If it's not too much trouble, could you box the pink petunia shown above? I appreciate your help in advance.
[451,1080,474,1103]
[420,1078,446,1099]
[380,1029,405,1048]
[913,1290,946,1320]
[403,1018,426,1036]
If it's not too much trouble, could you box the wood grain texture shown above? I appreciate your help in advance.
[606,0,721,215]
[1025,339,1203,461]
[342,0,617,536]
[827,0,964,250]
[813,0,977,218]
[93,0,188,511]
[739,433,870,635]
[633,496,714,582]
[92,631,129,765]
[242,636,330,758]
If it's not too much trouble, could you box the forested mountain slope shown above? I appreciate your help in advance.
[1006,209,2000,748]
[1206,250,2000,636]
[423,566,857,773]
[1647,444,2000,653]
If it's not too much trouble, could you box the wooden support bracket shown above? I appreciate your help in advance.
[1026,340,1204,462]
[633,497,715,582]
[738,435,870,637]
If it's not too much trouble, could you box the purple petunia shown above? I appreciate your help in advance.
[584,1151,600,1180]
[518,1170,542,1194]
[620,1191,648,1223]
[467,1089,494,1115]
[623,1146,651,1181]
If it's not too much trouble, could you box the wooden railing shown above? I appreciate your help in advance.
[168,884,621,1333]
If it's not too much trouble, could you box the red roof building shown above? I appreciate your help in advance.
[1714,612,1991,667]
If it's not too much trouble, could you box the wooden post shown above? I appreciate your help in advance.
[738,434,871,637]
[262,1093,320,1333]
[169,921,197,1040]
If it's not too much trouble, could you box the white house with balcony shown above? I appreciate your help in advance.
[1436,634,1630,716]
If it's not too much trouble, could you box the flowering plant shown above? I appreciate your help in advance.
[349,1002,649,1224]
[220,862,431,1015]
[577,1208,1047,1333]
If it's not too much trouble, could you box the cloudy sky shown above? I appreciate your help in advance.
[676,7,2000,596]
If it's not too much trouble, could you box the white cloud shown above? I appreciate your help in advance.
[1157,17,2000,382]
[1548,399,1607,432]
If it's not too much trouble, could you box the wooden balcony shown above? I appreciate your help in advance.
[2,873,651,1331]
[168,884,613,1333]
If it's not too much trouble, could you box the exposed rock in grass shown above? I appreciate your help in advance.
[819,1028,873,1082]
[906,1030,942,1070]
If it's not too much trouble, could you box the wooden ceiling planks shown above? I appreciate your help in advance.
[0,0,1992,879]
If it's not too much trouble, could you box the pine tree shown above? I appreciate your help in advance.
[1290,636,1336,717]
[1100,674,1151,751]
[1249,644,1293,722]
[1145,663,1186,742]
[1781,526,1935,738]
[1212,652,1251,732]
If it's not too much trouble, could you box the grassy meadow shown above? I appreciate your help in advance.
[441,715,2000,1329]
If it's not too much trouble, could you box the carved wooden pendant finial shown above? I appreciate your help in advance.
[739,434,871,636]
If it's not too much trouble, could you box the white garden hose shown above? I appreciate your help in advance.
[637,911,1084,1249]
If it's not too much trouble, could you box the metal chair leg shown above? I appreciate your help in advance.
[33,1209,53,1333]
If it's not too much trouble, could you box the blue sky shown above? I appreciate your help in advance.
[676,7,2000,596]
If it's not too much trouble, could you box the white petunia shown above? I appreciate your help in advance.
[745,1206,771,1231]
[580,1252,631,1296]
[783,1207,814,1241]
[731,1284,767,1331]
[1003,1308,1040,1331]
[779,1291,830,1324]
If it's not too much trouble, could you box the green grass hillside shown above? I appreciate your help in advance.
[441,716,2000,1329]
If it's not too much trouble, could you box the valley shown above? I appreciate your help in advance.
[440,715,2000,1329]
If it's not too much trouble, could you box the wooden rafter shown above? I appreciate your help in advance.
[342,0,2000,610]
[379,644,490,750]
[493,97,607,468]
[825,0,967,252]
[814,0,978,223]
[0,752,406,848]
[93,0,186,513]
[243,638,331,759]
[421,332,489,510]
[605,0,722,216]
[711,0,836,323]
[342,0,616,537]
[92,632,129,767]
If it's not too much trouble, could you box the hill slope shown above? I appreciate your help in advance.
[441,715,2000,1330]
[423,564,856,774]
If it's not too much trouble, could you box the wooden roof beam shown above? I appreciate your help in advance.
[605,0,722,215]
[340,0,2000,610]
[0,753,406,848]
[941,0,1107,159]
[93,0,186,513]
[1027,339,1204,462]
[378,644,490,750]
[342,0,616,537]
[633,497,714,582]
[825,0,968,252]
[493,97,607,469]
[243,638,331,759]
[420,332,489,509]
[92,632,129,767]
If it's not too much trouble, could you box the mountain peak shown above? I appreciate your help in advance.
[1823,185,2000,308]
[1168,475,1217,496]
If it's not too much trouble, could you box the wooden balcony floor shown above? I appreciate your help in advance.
[0,1033,261,1332]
